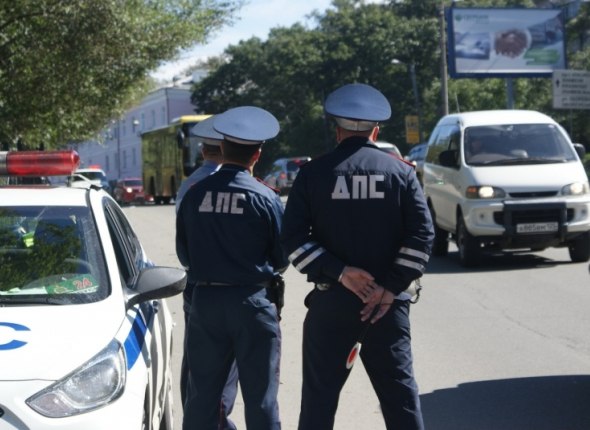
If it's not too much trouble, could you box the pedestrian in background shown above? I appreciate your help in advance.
[281,83,434,430]
[177,106,288,430]
[174,115,239,430]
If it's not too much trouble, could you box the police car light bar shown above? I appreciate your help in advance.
[0,150,80,176]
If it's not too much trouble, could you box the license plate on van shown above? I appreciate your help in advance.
[516,222,558,234]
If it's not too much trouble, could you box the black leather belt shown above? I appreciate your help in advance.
[196,281,271,288]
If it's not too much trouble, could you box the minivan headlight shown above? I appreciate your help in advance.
[466,186,506,199]
[26,340,126,417]
[562,182,590,196]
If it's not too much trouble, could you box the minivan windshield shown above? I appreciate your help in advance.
[464,124,577,166]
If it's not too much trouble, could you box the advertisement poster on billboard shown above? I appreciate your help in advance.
[447,7,566,78]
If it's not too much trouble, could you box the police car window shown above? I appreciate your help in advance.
[104,200,145,286]
[0,206,108,304]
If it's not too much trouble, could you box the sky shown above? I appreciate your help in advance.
[151,0,385,81]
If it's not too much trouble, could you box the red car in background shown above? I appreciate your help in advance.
[113,178,153,205]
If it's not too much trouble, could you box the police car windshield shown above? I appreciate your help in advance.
[0,206,108,304]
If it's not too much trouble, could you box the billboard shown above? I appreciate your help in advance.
[447,7,566,78]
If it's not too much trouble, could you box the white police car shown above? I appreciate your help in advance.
[0,150,185,429]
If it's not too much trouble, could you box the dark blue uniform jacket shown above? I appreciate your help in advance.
[176,164,288,286]
[281,137,434,295]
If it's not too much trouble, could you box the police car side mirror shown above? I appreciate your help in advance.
[126,266,186,309]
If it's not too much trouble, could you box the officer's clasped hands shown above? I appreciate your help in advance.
[339,265,378,302]
[360,286,395,324]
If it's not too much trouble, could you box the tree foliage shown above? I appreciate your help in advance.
[0,0,241,149]
[191,0,590,175]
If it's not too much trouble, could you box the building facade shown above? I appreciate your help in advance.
[74,85,195,183]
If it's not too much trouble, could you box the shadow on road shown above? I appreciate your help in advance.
[421,375,590,430]
[425,251,576,275]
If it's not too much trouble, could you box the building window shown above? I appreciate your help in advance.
[151,110,156,128]
[141,113,145,131]
[106,155,110,172]
[132,147,137,166]
[161,107,166,124]
[123,150,127,169]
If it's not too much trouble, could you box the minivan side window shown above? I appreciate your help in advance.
[426,124,460,165]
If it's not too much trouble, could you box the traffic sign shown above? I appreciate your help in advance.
[405,115,420,144]
[552,70,590,110]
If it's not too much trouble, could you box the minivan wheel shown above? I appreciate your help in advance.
[457,216,481,267]
[432,224,449,256]
[568,231,590,262]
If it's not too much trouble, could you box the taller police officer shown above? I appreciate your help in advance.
[281,83,434,430]
[177,106,288,430]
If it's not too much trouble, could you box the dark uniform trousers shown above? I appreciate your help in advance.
[183,284,282,430]
[181,283,239,430]
[298,285,424,430]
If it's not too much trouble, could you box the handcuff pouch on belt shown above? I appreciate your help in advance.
[267,274,285,320]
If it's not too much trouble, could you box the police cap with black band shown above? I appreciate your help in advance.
[324,83,391,131]
[191,116,223,146]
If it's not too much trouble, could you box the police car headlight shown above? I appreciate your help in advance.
[465,186,506,199]
[562,181,590,196]
[26,340,126,417]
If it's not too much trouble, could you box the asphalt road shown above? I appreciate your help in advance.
[124,203,590,430]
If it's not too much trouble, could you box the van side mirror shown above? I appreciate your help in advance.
[439,149,459,168]
[573,143,586,160]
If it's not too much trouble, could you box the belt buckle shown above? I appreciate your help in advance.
[316,283,331,291]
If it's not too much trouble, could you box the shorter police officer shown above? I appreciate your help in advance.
[174,116,239,430]
[177,106,288,430]
[175,116,224,212]
[281,83,434,430]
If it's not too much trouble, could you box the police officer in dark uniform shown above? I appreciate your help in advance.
[175,116,239,430]
[177,106,288,430]
[281,83,434,430]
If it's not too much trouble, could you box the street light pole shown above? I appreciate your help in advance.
[409,63,424,144]
[392,59,424,144]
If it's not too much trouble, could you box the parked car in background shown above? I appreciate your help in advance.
[68,166,111,194]
[375,141,402,158]
[113,178,152,205]
[423,109,590,267]
[0,150,184,429]
[263,156,311,195]
[405,142,428,185]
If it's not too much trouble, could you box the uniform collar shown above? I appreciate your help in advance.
[220,163,250,173]
[338,136,373,149]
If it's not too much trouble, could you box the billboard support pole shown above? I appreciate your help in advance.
[439,2,449,116]
[506,78,515,109]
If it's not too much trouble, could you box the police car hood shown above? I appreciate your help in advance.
[470,162,585,190]
[0,300,123,380]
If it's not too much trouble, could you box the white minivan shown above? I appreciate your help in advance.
[422,109,590,267]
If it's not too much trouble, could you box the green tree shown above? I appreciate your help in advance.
[192,0,590,173]
[0,0,241,150]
